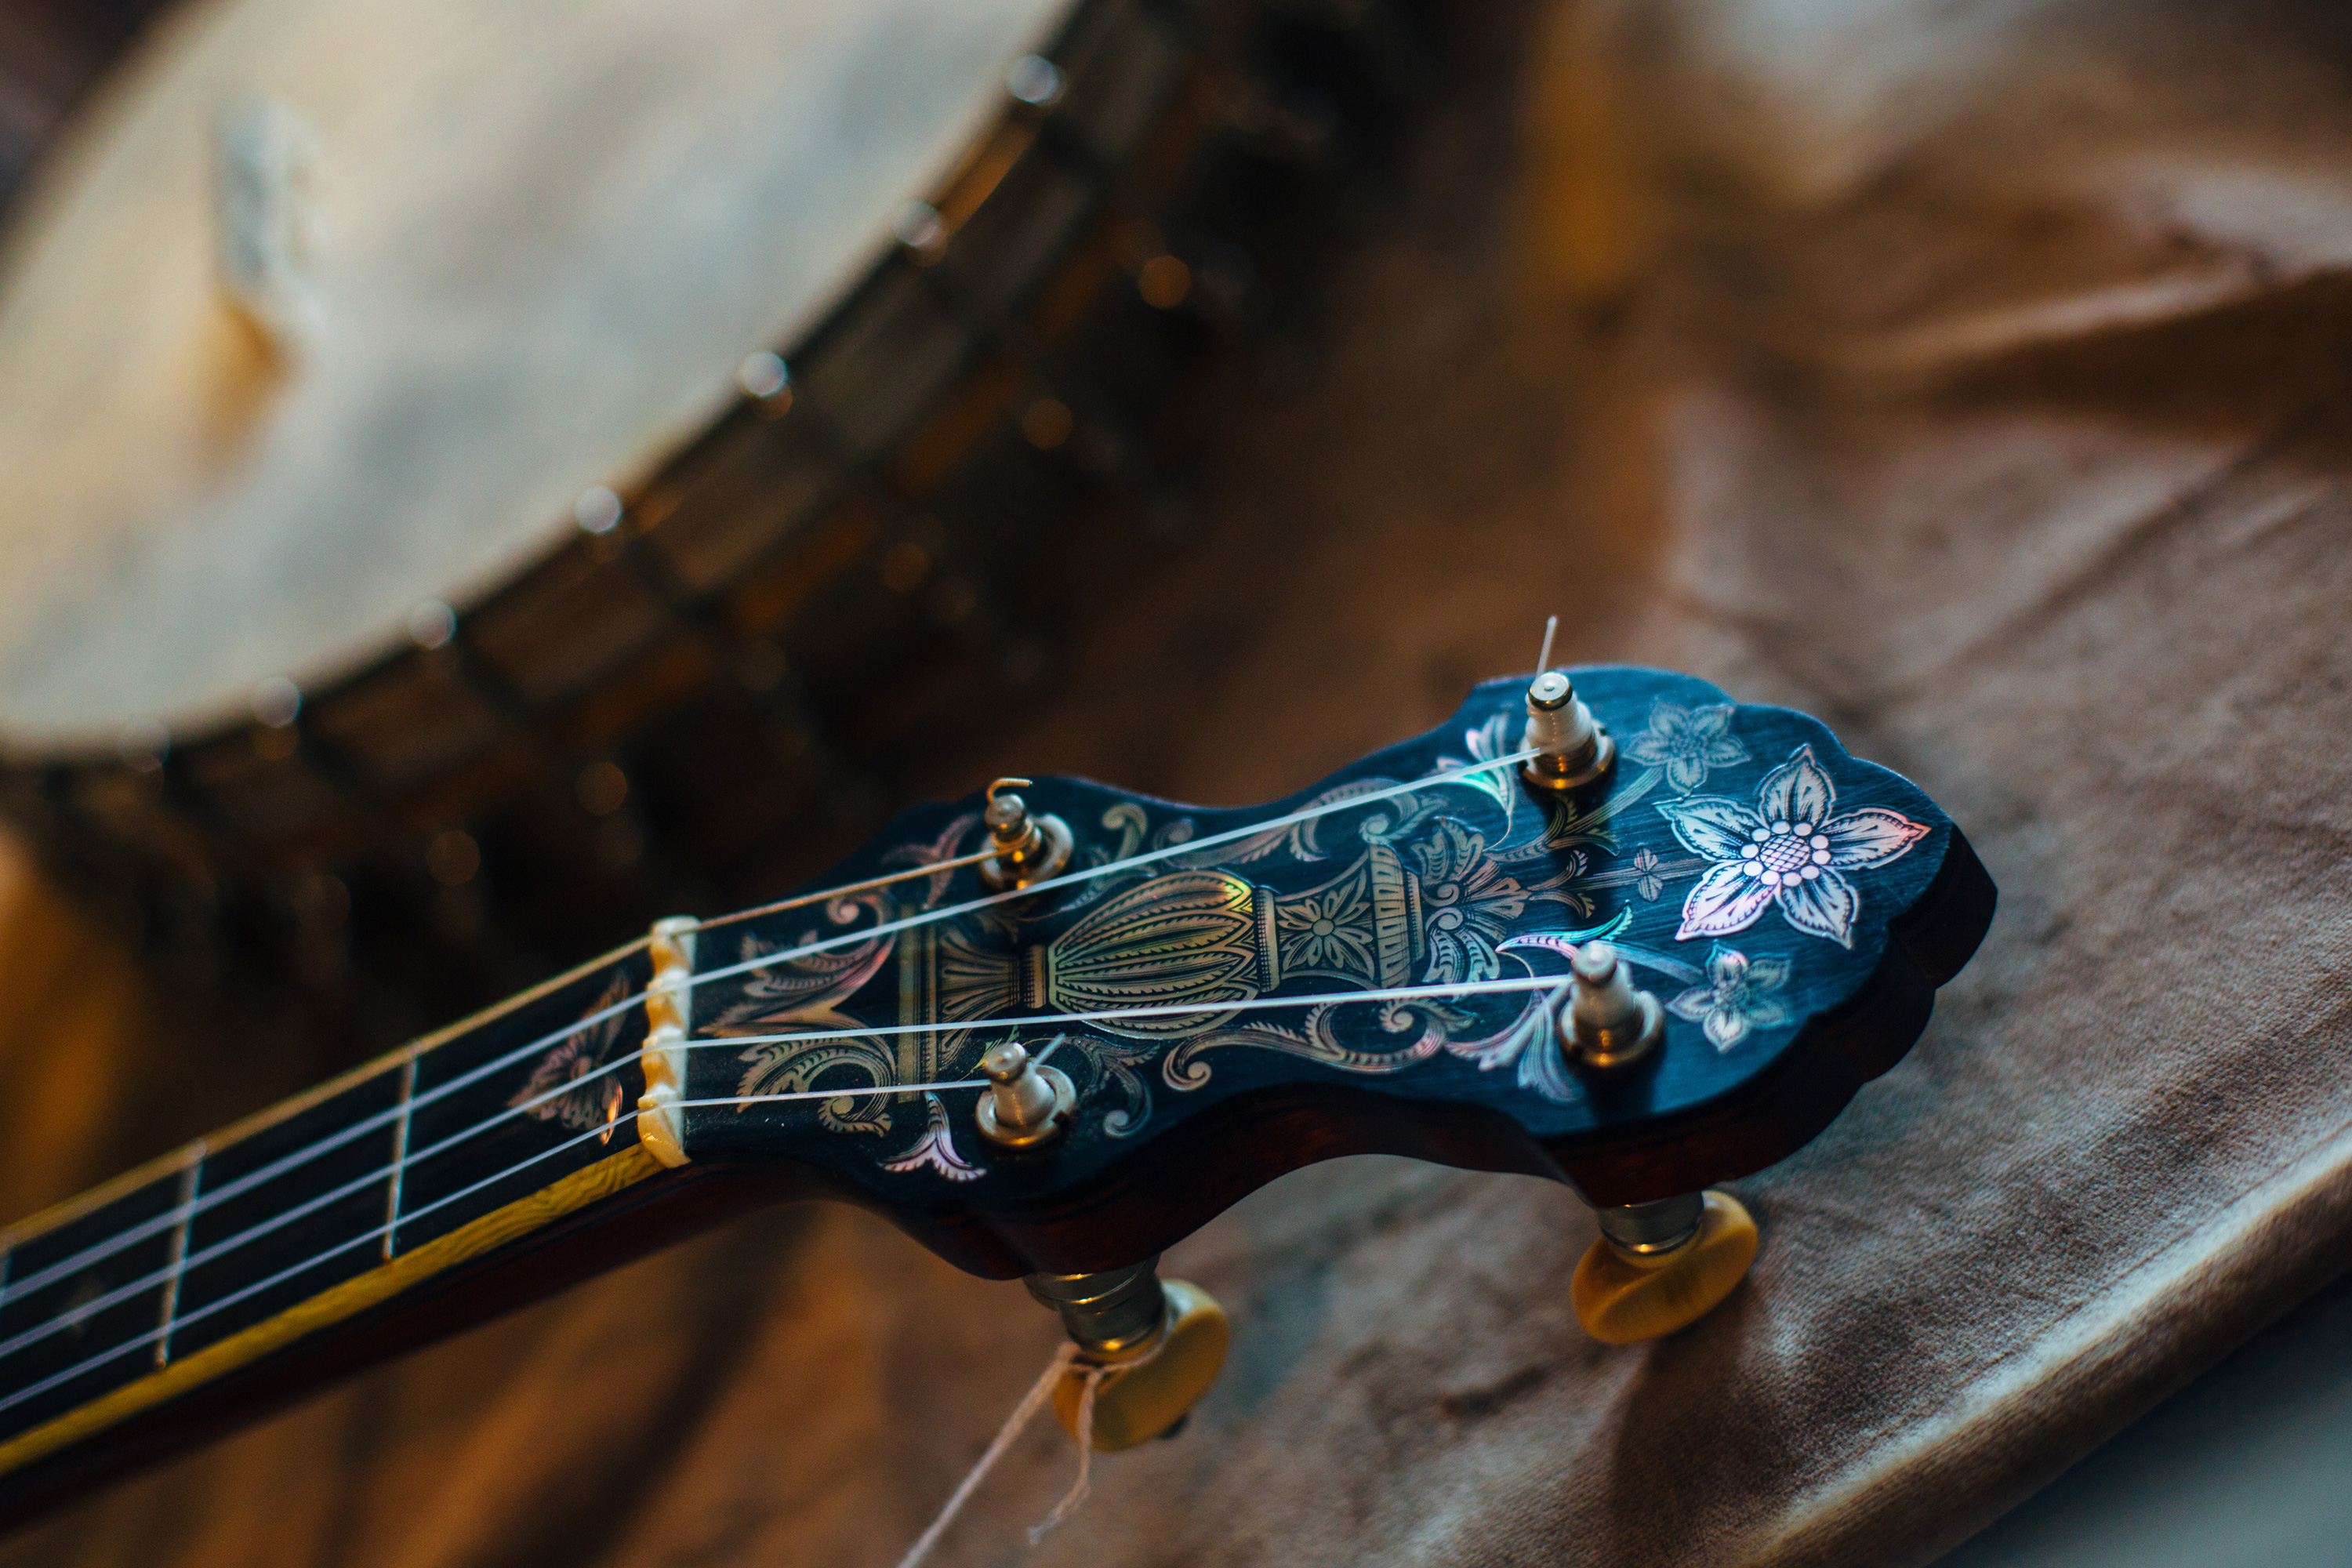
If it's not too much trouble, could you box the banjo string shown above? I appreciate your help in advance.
[0,1040,1069,1418]
[2,964,1584,1356]
[684,746,1545,994]
[702,971,1572,1051]
[0,964,1566,1367]
[688,846,1000,934]
[0,749,1546,1361]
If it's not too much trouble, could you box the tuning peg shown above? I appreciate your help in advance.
[1558,941,1661,1070]
[1571,1190,1759,1343]
[981,777,1075,889]
[1519,670,1615,793]
[974,1039,1076,1149]
[1026,1260,1230,1450]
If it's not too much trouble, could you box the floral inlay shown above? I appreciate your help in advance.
[1630,847,1665,902]
[1668,943,1792,1051]
[1276,880,1377,975]
[1656,744,1929,948]
[1439,710,1523,827]
[878,1094,981,1181]
[511,975,632,1141]
[1413,820,1584,984]
[719,907,903,1136]
[1624,700,1749,793]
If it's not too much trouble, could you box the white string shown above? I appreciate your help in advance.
[0,956,1577,1370]
[703,971,1571,1056]
[694,847,997,934]
[894,1342,1079,1568]
[895,1307,1178,1568]
[0,963,1567,1366]
[692,748,1541,994]
[0,1109,631,1417]
[0,1071,990,1374]
[0,748,1539,1310]
[1029,1320,1172,1544]
[3,1043,1059,1353]
[1036,1370,1105,1544]
[0,983,653,1312]
[0,751,1544,1382]
[0,1056,1007,1419]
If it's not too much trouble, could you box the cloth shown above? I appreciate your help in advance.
[7,1,2352,1563]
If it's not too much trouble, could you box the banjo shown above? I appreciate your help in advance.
[0,661,1994,1543]
[0,0,1414,1040]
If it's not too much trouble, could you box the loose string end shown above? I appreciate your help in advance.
[1029,1364,1105,1544]
[895,1341,1080,1568]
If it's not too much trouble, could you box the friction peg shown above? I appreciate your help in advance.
[1520,669,1615,794]
[973,1039,1076,1149]
[1559,940,1662,1071]
[1571,1191,1759,1345]
[1027,1260,1230,1451]
[979,777,1074,891]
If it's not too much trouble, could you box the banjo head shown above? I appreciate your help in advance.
[0,0,1065,748]
[0,0,1430,1036]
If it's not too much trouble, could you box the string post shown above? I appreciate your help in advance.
[1520,668,1615,795]
[974,1038,1075,1149]
[1026,1260,1230,1451]
[980,777,1074,891]
[1559,939,1662,1072]
[1026,1258,1167,1356]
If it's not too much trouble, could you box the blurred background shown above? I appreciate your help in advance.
[0,0,2348,1564]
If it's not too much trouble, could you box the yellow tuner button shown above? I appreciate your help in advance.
[1570,1190,1759,1345]
[1053,1279,1230,1451]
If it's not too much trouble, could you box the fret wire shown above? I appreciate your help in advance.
[0,1066,992,1422]
[383,1053,419,1262]
[0,1045,644,1368]
[0,748,1547,1361]
[0,988,650,1315]
[0,931,659,1258]
[0,933,1600,1401]
[152,1144,205,1370]
[0,1117,633,1419]
[0,963,1578,1372]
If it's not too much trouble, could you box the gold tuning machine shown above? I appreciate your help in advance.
[980,777,1074,890]
[1025,1260,1230,1450]
[1571,1190,1759,1344]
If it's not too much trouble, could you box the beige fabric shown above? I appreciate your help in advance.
[6,0,2352,1563]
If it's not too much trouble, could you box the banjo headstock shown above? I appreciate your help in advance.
[656,665,1994,1289]
[0,665,1996,1513]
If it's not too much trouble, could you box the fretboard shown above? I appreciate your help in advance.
[0,936,675,1502]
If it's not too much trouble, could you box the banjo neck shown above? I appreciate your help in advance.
[0,936,727,1519]
[0,665,1996,1530]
